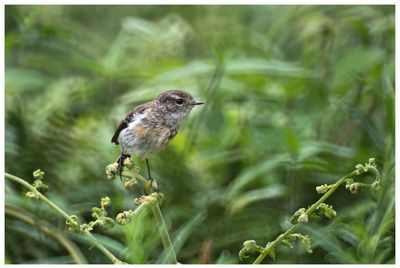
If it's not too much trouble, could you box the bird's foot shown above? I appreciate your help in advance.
[117,154,130,181]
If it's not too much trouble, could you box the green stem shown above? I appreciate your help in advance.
[253,170,358,264]
[5,173,77,225]
[151,202,177,264]
[85,232,123,264]
[5,205,88,264]
[5,172,123,264]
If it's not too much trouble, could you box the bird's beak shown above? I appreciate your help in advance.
[192,101,204,106]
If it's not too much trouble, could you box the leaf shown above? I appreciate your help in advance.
[284,127,300,155]
[228,185,285,214]
[153,61,214,83]
[330,98,385,151]
[122,17,158,36]
[225,141,354,201]
[157,212,206,263]
[153,58,317,84]
[225,58,317,78]
[381,66,394,133]
[6,68,51,93]
[301,225,357,263]
[224,153,288,201]
[332,48,385,89]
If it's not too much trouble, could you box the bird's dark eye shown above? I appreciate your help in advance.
[176,99,184,105]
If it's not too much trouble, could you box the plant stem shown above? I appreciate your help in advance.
[5,204,88,264]
[253,170,358,264]
[5,173,77,225]
[84,232,123,264]
[5,172,123,264]
[151,201,177,264]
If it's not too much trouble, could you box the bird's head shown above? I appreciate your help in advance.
[156,89,204,119]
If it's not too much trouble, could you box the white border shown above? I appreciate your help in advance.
[2,1,398,267]
[1,3,5,266]
[1,0,399,5]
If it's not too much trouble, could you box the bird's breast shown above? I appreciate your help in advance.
[128,119,179,146]
[118,113,180,157]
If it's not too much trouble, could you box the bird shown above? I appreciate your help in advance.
[111,89,204,181]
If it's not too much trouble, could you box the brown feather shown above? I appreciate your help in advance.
[111,102,152,145]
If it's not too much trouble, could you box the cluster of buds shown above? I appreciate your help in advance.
[355,158,377,175]
[343,158,381,194]
[133,192,164,206]
[88,196,115,231]
[105,163,119,181]
[116,210,135,225]
[345,180,364,194]
[66,215,81,232]
[101,197,111,208]
[239,240,265,261]
[282,233,313,254]
[123,178,137,189]
[67,197,115,233]
[106,158,143,191]
[290,208,308,224]
[105,158,135,181]
[316,203,337,219]
[26,169,49,199]
[315,184,334,194]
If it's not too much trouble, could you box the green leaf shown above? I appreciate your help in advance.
[157,212,206,263]
[6,68,51,93]
[228,185,285,214]
[226,58,317,78]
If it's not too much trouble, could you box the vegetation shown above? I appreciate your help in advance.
[5,5,394,264]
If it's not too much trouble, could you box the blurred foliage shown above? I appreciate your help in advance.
[5,5,394,264]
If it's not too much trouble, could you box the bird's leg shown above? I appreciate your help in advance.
[144,159,156,195]
[145,159,152,180]
[117,154,130,180]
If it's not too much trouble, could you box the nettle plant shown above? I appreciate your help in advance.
[238,158,381,264]
[5,157,381,264]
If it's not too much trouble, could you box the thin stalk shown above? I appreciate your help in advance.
[85,232,123,264]
[5,173,77,225]
[5,205,88,264]
[253,170,357,264]
[151,202,177,264]
[5,172,123,264]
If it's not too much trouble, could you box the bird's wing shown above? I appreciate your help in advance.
[111,103,150,145]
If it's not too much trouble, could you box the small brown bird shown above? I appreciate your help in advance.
[111,89,204,179]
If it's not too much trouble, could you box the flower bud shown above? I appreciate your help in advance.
[98,217,115,229]
[368,158,376,166]
[33,169,45,180]
[316,184,330,194]
[106,163,119,180]
[123,157,133,169]
[116,210,134,225]
[66,215,81,232]
[346,182,361,194]
[355,164,364,175]
[133,197,142,206]
[92,207,106,219]
[298,211,309,223]
[123,178,137,189]
[26,191,39,199]
[101,196,111,208]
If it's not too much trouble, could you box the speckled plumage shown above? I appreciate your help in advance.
[112,90,203,158]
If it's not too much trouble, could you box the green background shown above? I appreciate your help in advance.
[5,5,395,264]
